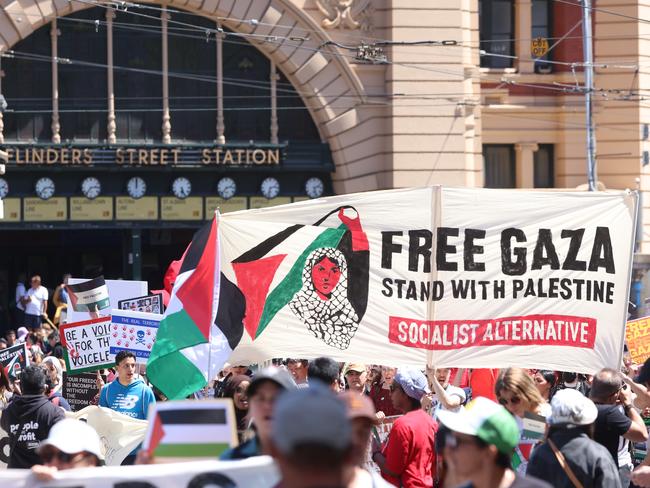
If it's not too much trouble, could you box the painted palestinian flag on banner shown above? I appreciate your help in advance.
[227,206,370,350]
[147,215,244,400]
[144,400,237,458]
[67,276,110,312]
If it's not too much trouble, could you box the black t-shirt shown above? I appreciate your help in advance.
[594,404,631,462]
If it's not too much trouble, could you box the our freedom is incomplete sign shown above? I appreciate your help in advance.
[60,316,113,373]
[219,187,637,373]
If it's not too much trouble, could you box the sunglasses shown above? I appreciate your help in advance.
[40,449,78,464]
[438,432,478,451]
[498,395,521,406]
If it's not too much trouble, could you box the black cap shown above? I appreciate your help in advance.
[635,358,650,385]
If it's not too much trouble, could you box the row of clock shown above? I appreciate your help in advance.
[0,176,325,201]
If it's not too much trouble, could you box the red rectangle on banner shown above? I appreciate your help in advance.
[388,314,597,350]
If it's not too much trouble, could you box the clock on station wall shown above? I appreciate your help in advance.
[0,177,8,199]
[172,177,192,199]
[260,177,280,199]
[35,177,55,200]
[305,177,324,199]
[217,177,236,200]
[81,177,102,200]
[126,176,147,199]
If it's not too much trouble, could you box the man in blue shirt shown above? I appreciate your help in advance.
[99,350,155,465]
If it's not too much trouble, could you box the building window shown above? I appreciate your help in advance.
[479,0,514,68]
[532,0,553,73]
[484,144,516,188]
[534,144,555,187]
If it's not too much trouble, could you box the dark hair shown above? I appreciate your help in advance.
[590,368,622,402]
[20,365,47,394]
[538,370,557,388]
[49,330,60,343]
[308,357,340,387]
[115,350,136,366]
[287,359,308,367]
[5,329,15,338]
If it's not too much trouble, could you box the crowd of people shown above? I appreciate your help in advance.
[5,304,650,488]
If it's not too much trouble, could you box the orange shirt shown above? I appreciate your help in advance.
[469,368,499,401]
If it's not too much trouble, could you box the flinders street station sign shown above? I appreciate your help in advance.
[4,143,285,167]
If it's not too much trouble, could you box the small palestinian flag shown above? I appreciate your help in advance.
[147,215,244,400]
[145,400,237,458]
[67,276,110,312]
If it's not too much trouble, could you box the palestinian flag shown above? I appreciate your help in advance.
[147,215,244,400]
[67,276,110,312]
[146,401,237,458]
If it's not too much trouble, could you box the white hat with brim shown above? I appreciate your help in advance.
[548,388,598,426]
[38,419,102,459]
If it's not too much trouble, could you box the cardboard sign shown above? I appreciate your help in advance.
[118,293,163,314]
[60,316,114,374]
[143,399,238,460]
[626,315,650,364]
[0,343,29,380]
[62,372,98,411]
[0,457,278,486]
[110,310,161,363]
[67,279,148,323]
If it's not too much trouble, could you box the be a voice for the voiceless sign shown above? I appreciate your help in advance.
[60,317,113,374]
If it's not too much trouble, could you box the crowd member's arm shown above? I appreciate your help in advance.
[371,424,405,481]
[634,466,650,487]
[620,386,649,442]
[623,374,650,410]
[426,367,462,410]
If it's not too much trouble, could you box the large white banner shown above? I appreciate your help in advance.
[219,187,637,373]
[0,457,278,488]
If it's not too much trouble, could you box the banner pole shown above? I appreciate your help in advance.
[426,186,442,368]
[619,190,640,371]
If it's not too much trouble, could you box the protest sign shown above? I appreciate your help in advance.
[0,343,29,380]
[67,406,147,465]
[0,425,8,469]
[118,293,164,314]
[626,315,650,364]
[60,316,113,374]
[110,309,161,363]
[0,457,278,487]
[62,372,98,411]
[218,187,636,373]
[67,276,110,312]
[67,279,148,323]
[143,400,238,460]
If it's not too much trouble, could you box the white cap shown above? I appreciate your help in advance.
[38,419,102,459]
[548,388,598,426]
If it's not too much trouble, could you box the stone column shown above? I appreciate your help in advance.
[216,26,225,144]
[516,0,534,73]
[515,142,538,188]
[161,4,171,144]
[106,8,116,144]
[270,62,278,144]
[51,19,61,143]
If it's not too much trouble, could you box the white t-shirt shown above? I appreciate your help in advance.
[430,384,467,419]
[15,282,25,311]
[24,286,48,316]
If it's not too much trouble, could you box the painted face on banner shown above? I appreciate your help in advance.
[311,256,341,299]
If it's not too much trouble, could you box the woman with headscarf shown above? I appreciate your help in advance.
[221,374,251,442]
[289,247,359,350]
[41,356,71,411]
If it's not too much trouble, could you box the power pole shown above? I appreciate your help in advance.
[582,0,597,191]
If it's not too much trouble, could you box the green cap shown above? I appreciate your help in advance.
[436,397,520,455]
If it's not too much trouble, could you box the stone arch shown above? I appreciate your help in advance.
[0,0,365,185]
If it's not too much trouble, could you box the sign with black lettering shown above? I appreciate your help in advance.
[62,372,98,411]
[0,343,29,380]
[60,316,113,374]
[220,187,637,373]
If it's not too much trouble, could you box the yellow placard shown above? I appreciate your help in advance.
[205,197,248,217]
[116,196,159,220]
[626,316,650,364]
[531,37,549,57]
[70,197,114,221]
[0,198,21,222]
[249,196,291,209]
[161,197,203,221]
[23,197,67,221]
